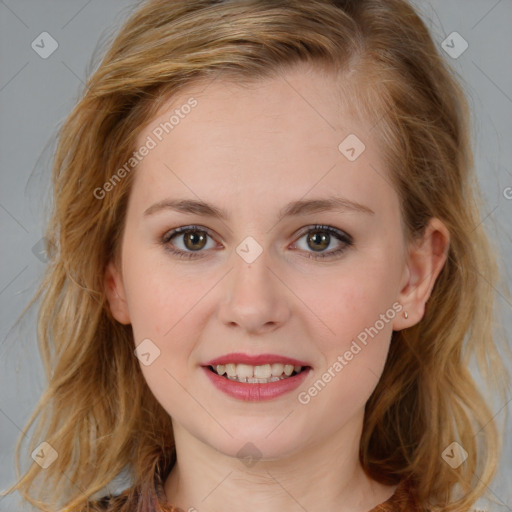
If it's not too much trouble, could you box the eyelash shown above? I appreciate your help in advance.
[161,224,353,261]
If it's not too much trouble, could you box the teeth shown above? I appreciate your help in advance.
[271,363,284,376]
[254,364,271,379]
[213,363,304,382]
[236,364,253,379]
[225,363,236,377]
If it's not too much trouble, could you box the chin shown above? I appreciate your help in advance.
[198,419,309,462]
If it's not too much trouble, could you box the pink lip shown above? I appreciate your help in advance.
[202,366,311,401]
[203,353,310,367]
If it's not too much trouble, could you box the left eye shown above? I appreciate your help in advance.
[291,225,353,260]
[161,224,353,260]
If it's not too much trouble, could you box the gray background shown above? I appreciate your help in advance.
[0,1,511,510]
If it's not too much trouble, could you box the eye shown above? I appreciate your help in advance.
[161,225,217,259]
[161,224,353,260]
[291,224,353,260]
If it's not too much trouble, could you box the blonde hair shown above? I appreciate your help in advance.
[4,0,509,510]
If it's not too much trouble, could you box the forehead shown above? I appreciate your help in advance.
[138,63,366,153]
[130,64,394,217]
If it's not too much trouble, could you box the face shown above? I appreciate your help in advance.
[105,64,431,461]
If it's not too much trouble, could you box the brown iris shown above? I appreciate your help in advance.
[183,230,207,251]
[307,230,330,251]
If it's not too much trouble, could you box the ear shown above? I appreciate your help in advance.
[393,217,450,330]
[104,260,131,325]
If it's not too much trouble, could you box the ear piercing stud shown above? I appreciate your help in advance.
[403,311,408,319]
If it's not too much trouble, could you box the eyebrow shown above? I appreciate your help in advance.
[144,196,375,221]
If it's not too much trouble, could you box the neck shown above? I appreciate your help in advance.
[163,411,397,512]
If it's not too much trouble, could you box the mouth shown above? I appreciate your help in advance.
[206,363,309,384]
[202,353,312,400]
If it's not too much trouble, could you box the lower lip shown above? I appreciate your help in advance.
[202,366,311,401]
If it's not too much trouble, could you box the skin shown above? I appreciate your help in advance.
[105,63,449,512]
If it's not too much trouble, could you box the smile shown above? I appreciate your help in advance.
[209,363,305,383]
[202,353,312,401]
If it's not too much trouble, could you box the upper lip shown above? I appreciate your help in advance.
[203,353,310,367]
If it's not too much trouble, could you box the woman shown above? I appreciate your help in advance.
[4,0,508,510]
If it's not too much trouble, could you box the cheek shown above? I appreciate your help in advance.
[122,255,202,409]
[121,242,197,339]
[121,246,214,384]
[293,256,401,344]
[294,272,398,415]
[289,254,401,412]
[124,274,176,340]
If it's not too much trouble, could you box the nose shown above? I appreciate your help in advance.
[217,244,291,335]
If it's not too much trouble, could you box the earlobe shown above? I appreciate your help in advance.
[104,261,131,325]
[393,218,450,330]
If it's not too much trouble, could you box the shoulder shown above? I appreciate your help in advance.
[370,478,426,512]
[83,449,177,511]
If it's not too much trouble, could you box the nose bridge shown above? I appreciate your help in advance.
[218,234,290,332]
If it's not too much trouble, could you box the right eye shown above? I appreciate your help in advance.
[161,225,218,259]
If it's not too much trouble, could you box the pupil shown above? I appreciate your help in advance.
[185,231,206,250]
[308,231,329,251]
